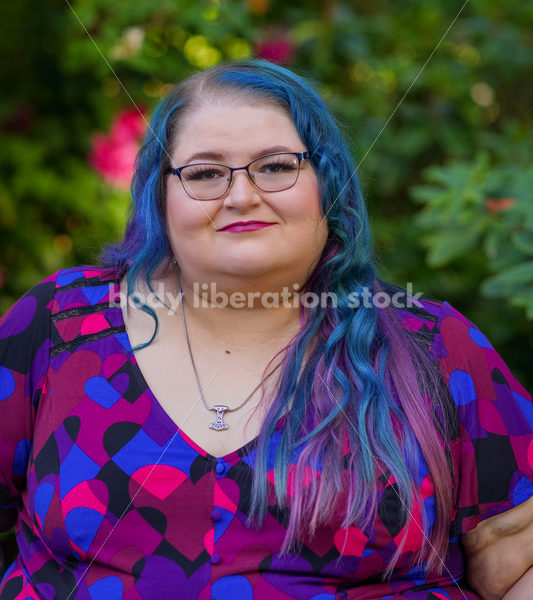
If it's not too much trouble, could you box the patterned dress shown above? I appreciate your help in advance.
[0,266,532,600]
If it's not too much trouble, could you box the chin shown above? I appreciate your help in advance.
[212,262,294,288]
[218,254,282,276]
[221,264,281,283]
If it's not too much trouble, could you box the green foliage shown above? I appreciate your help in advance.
[0,0,531,385]
[413,148,533,318]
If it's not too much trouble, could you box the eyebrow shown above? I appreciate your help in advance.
[181,145,296,165]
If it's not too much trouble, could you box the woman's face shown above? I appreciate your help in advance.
[165,98,328,293]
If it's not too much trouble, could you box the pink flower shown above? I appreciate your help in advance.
[111,108,146,142]
[89,108,146,189]
[256,37,293,64]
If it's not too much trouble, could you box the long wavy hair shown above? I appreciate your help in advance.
[103,60,454,576]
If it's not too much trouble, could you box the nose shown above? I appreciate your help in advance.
[222,168,261,210]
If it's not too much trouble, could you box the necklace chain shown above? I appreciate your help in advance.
[177,278,279,430]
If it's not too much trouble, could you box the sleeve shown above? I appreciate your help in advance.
[434,301,533,536]
[0,275,56,535]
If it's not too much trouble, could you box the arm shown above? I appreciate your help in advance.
[502,567,533,600]
[434,302,533,598]
[503,568,533,600]
[463,492,533,599]
[0,277,54,553]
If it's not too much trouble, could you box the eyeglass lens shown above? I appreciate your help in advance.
[180,153,302,200]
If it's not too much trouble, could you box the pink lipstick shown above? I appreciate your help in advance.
[217,221,276,233]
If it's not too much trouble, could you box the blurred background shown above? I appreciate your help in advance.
[0,0,532,391]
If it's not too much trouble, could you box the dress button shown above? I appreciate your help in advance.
[211,509,222,521]
[210,553,221,565]
[215,462,225,474]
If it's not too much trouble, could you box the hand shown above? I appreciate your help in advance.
[463,496,533,600]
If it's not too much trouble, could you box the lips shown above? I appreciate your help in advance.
[217,221,276,233]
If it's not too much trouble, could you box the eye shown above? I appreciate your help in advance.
[183,165,226,181]
[258,158,298,175]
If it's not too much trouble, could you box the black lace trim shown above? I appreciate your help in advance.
[55,275,119,292]
[50,326,126,358]
[51,302,118,323]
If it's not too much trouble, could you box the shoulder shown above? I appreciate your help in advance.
[421,299,528,401]
[1,265,121,344]
[394,289,531,438]
[52,265,121,289]
[48,266,120,304]
[47,265,121,311]
[45,266,123,353]
[383,283,529,399]
[2,266,120,308]
[378,281,444,349]
[382,281,493,361]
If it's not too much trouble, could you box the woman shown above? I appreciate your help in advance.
[1,60,532,600]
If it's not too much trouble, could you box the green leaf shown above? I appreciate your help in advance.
[424,228,482,268]
[482,261,533,295]
[512,231,533,256]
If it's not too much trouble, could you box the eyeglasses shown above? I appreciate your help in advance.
[166,151,310,201]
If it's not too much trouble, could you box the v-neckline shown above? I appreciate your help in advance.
[110,279,268,462]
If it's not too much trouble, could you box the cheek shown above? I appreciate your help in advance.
[287,183,324,226]
[302,184,328,250]
[166,195,190,232]
[165,200,199,260]
[299,178,324,219]
[285,195,328,256]
[166,195,214,234]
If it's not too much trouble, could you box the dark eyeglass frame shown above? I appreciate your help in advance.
[166,151,310,201]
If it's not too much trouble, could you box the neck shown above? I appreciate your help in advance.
[179,276,303,352]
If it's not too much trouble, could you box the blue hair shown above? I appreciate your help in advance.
[102,60,453,575]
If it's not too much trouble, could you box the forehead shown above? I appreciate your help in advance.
[171,100,304,163]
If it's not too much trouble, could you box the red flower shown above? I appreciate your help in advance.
[256,37,294,64]
[247,0,269,15]
[89,108,146,189]
[485,197,515,213]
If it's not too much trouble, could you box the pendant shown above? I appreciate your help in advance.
[209,405,229,431]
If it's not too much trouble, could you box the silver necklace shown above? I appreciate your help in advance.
[178,279,279,431]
